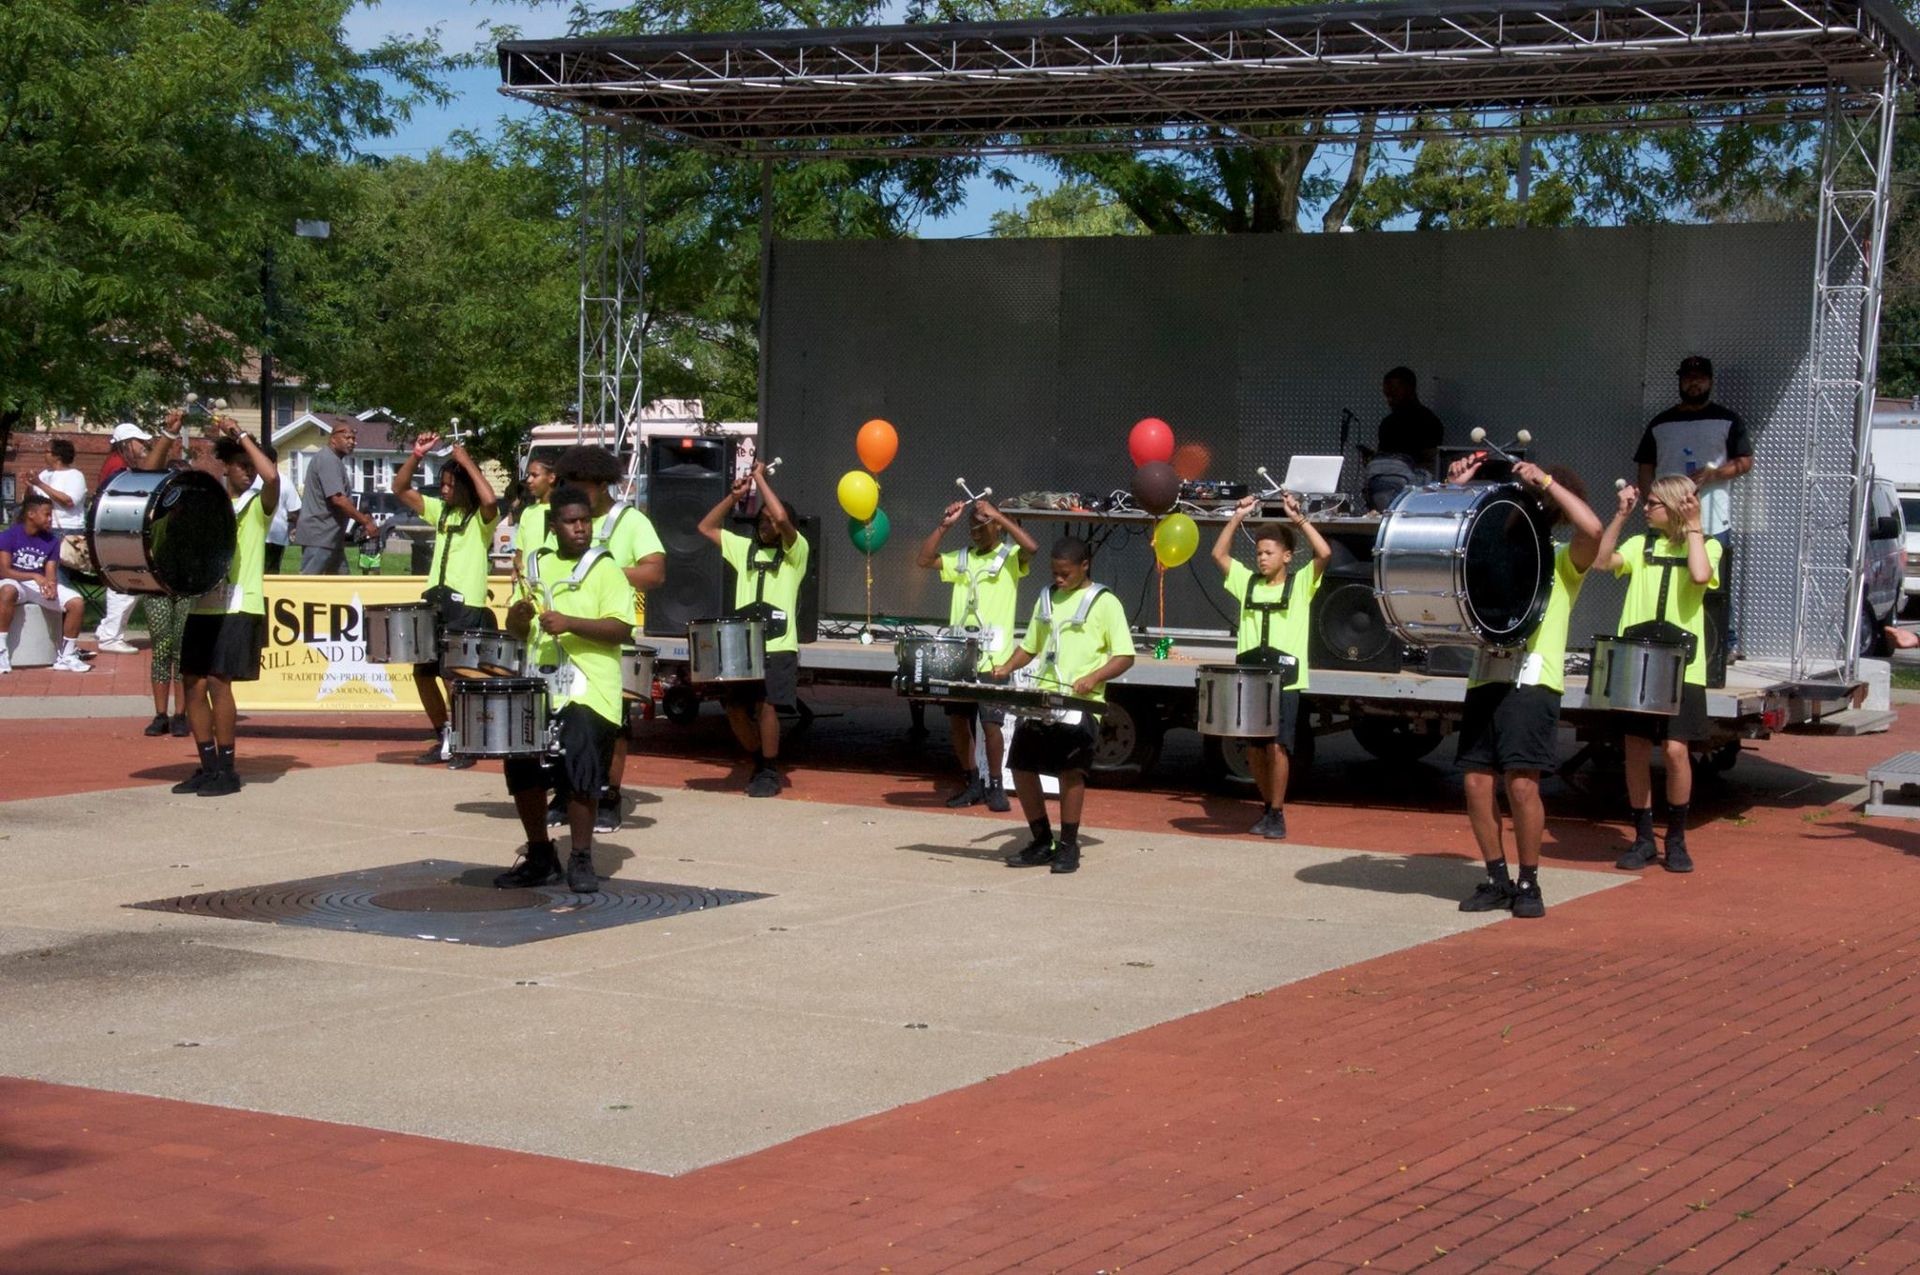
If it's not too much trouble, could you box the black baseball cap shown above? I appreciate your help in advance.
[1677,355,1713,377]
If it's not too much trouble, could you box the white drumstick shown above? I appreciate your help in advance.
[1615,478,1628,491]
[762,456,784,476]
[1515,429,1533,446]
[955,476,968,490]
[1469,427,1487,444]
[977,485,992,499]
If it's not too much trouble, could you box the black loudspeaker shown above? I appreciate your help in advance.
[1704,586,1729,689]
[724,513,821,644]
[643,437,733,638]
[1309,566,1401,672]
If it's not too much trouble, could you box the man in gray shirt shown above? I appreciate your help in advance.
[294,420,377,574]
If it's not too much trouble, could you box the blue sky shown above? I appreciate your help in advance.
[343,0,1033,237]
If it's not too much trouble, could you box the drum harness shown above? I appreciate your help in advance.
[737,540,791,639]
[1237,568,1298,670]
[1029,584,1109,725]
[1624,531,1700,660]
[525,546,613,707]
[423,501,479,614]
[954,540,1017,648]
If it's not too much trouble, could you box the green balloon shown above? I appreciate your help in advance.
[848,508,891,554]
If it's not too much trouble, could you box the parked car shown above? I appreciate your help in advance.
[1864,478,1907,650]
[1899,488,1920,615]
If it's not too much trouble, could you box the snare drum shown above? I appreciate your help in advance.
[620,644,657,701]
[448,678,551,758]
[688,617,766,683]
[441,630,525,679]
[1373,482,1552,648]
[1587,634,1687,715]
[88,469,237,596]
[363,603,438,665]
[1195,661,1298,738]
[894,633,983,698]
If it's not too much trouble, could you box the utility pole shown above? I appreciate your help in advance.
[259,220,332,446]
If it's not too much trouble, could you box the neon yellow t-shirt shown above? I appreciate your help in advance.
[939,542,1029,667]
[1220,560,1322,692]
[196,488,271,616]
[1018,584,1135,705]
[1614,533,1723,686]
[1470,543,1587,694]
[420,494,499,604]
[513,503,548,562]
[525,546,633,727]
[721,528,810,655]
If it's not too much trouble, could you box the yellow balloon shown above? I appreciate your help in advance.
[837,469,880,522]
[1153,513,1199,568]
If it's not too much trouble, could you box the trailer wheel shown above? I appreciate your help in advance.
[1352,718,1443,764]
[662,684,701,726]
[1089,695,1162,785]
[1705,741,1742,774]
[1203,724,1312,794]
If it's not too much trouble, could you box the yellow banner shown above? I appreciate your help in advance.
[235,575,520,712]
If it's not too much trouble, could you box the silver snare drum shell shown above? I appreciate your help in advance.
[441,630,525,679]
[688,618,767,683]
[1587,634,1686,715]
[448,678,550,758]
[88,469,237,597]
[1195,664,1288,739]
[363,603,439,665]
[894,633,983,698]
[621,644,657,701]
[1372,482,1552,649]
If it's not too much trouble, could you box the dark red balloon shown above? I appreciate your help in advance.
[1132,462,1181,516]
[1128,417,1175,467]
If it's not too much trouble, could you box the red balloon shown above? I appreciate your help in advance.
[1128,417,1175,467]
[1132,462,1181,516]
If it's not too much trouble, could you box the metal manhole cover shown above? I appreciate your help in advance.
[127,860,770,947]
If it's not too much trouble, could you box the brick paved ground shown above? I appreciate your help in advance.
[2,690,1916,1272]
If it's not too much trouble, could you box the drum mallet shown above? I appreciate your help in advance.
[1466,427,1534,465]
[954,476,993,523]
[761,456,784,477]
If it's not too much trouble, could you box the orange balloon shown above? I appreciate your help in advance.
[1172,442,1212,482]
[857,418,898,473]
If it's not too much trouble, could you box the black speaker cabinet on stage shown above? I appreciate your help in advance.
[643,436,733,638]
[1309,565,1401,672]
[1704,586,1729,689]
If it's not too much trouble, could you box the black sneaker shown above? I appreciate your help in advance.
[494,843,561,888]
[594,797,621,834]
[944,776,986,808]
[1049,841,1081,874]
[984,780,1010,813]
[1512,879,1546,918]
[1261,810,1288,841]
[1004,837,1055,868]
[170,768,212,795]
[169,713,190,738]
[413,742,446,766]
[1459,879,1517,913]
[143,714,170,737]
[1663,838,1694,874]
[746,767,781,798]
[566,850,600,894]
[1249,811,1274,837]
[196,771,242,798]
[445,754,475,771]
[1616,836,1660,870]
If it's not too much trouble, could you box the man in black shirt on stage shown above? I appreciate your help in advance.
[1363,366,1446,512]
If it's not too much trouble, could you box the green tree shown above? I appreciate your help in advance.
[0,0,441,458]
[991,182,1145,237]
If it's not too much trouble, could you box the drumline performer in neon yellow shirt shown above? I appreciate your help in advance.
[510,455,556,583]
[915,496,1037,812]
[495,485,636,896]
[394,433,500,770]
[551,446,666,833]
[1593,473,1719,875]
[1210,491,1332,842]
[1447,455,1604,919]
[171,421,279,799]
[990,537,1135,876]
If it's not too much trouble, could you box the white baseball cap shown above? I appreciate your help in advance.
[109,423,153,444]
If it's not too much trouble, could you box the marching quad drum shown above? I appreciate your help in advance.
[447,678,552,758]
[688,617,767,684]
[88,469,236,597]
[441,630,525,679]
[1194,659,1300,739]
[363,602,439,665]
[1372,482,1553,649]
[893,632,984,699]
[620,644,657,702]
[1587,633,1688,716]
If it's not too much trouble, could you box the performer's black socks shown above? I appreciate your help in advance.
[1666,803,1689,839]
[1060,821,1079,847]
[1486,860,1513,887]
[216,745,236,775]
[1517,864,1538,886]
[1028,817,1052,845]
[196,740,217,773]
[1632,806,1655,839]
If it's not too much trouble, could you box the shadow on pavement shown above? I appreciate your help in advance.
[1294,853,1487,900]
[125,756,309,786]
[0,1233,330,1275]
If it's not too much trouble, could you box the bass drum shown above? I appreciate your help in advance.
[88,469,237,597]
[1373,483,1551,649]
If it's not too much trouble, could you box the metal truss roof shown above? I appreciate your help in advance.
[497,0,1920,155]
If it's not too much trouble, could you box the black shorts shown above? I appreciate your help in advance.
[1456,682,1563,774]
[1264,690,1302,753]
[180,613,266,682]
[723,649,800,710]
[1617,683,1710,744]
[1008,716,1099,776]
[943,700,1007,726]
[414,601,498,680]
[503,703,619,802]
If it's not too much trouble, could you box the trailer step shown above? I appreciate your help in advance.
[1865,751,1920,820]
[1798,708,1897,736]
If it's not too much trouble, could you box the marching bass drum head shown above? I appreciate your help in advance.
[1460,490,1551,643]
[89,468,237,598]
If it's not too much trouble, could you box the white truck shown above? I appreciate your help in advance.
[1870,397,1920,614]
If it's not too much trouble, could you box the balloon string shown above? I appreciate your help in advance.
[1157,563,1165,631]
[864,528,873,637]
